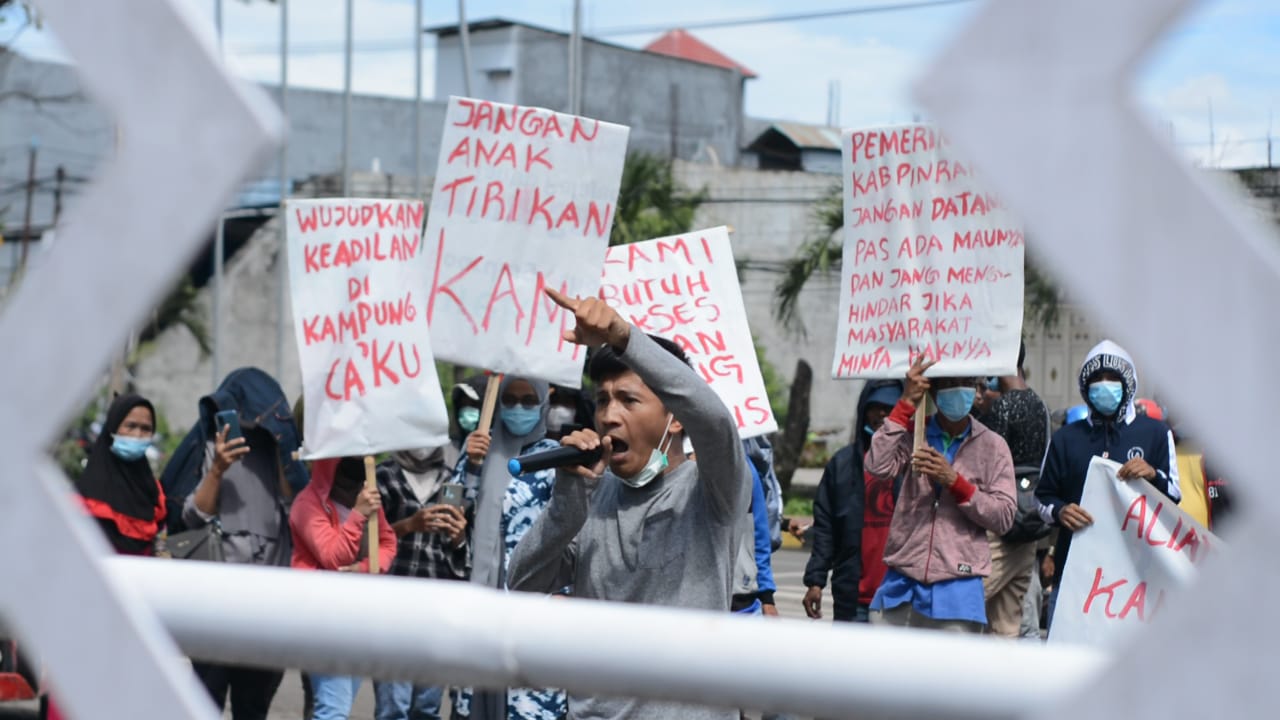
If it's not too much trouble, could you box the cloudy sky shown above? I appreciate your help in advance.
[8,0,1278,167]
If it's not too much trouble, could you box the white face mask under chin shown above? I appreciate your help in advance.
[618,414,674,489]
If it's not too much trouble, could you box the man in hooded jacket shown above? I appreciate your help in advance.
[1035,340,1181,626]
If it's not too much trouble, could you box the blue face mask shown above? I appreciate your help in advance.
[457,407,480,433]
[111,435,153,462]
[1088,381,1124,416]
[864,424,875,436]
[501,406,542,437]
[935,387,976,422]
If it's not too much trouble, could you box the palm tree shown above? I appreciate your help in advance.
[774,184,1063,334]
[609,153,708,247]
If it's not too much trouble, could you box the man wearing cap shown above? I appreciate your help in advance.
[802,380,904,622]
[865,357,1017,632]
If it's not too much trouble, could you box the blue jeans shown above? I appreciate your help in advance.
[309,673,361,720]
[374,681,444,720]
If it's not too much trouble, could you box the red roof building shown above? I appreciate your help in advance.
[644,29,757,78]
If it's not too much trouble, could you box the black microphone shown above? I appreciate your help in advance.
[508,445,603,476]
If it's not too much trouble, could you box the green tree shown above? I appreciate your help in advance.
[609,153,708,247]
[774,184,1064,334]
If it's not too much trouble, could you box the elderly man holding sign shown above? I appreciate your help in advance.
[864,356,1017,632]
[508,289,750,720]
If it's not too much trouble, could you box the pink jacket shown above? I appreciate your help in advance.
[290,458,396,572]
[866,398,1016,583]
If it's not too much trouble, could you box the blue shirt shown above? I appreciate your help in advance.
[748,462,776,595]
[870,415,986,624]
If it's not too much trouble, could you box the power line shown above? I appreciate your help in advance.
[227,0,976,56]
[595,0,977,36]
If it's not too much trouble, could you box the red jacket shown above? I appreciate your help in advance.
[290,458,396,572]
[866,398,1016,584]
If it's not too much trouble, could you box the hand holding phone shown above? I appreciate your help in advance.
[215,409,242,440]
[212,410,249,474]
[440,483,466,508]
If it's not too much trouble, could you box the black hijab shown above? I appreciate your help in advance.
[77,394,161,554]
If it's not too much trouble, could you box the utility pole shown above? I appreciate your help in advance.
[413,0,423,199]
[568,0,581,114]
[18,139,37,279]
[53,165,65,225]
[458,0,474,97]
[276,0,290,382]
[342,0,354,197]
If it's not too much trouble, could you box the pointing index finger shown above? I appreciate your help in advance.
[544,287,578,311]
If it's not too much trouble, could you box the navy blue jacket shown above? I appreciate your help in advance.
[1036,413,1179,585]
[161,367,309,532]
[802,379,903,621]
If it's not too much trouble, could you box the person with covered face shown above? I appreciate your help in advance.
[76,394,165,555]
[1035,340,1180,626]
[289,456,397,719]
[453,375,566,720]
[864,356,1017,632]
[508,290,750,720]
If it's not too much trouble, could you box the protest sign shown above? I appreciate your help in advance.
[1050,457,1224,648]
[287,198,450,460]
[834,124,1024,379]
[600,227,778,437]
[423,96,630,386]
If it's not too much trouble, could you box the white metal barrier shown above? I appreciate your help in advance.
[3,0,1275,717]
[111,558,1102,720]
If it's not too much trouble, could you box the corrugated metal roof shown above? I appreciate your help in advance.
[770,122,842,151]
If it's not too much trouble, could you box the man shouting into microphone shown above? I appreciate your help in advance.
[508,289,750,720]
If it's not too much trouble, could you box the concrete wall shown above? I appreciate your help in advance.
[435,25,519,104]
[0,52,449,231]
[800,149,842,175]
[673,160,860,439]
[132,213,301,432]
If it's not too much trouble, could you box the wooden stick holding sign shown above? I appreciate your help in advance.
[913,394,932,452]
[477,373,504,435]
[364,456,379,575]
[909,355,937,452]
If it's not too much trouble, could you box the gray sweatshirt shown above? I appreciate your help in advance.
[507,330,749,720]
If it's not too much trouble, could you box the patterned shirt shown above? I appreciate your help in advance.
[376,461,468,581]
[980,388,1051,468]
[452,438,568,720]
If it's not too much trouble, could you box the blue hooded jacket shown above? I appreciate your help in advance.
[1035,340,1180,585]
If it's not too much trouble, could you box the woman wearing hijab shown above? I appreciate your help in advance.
[76,394,165,555]
[452,376,566,720]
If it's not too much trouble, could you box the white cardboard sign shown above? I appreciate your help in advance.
[287,198,450,459]
[422,96,630,386]
[601,227,778,437]
[1050,457,1224,648]
[835,124,1024,379]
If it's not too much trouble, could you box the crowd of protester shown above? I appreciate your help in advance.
[68,289,1230,719]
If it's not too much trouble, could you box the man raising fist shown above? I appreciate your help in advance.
[508,289,750,720]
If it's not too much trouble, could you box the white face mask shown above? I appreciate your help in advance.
[546,405,576,432]
[619,415,674,489]
[405,447,433,461]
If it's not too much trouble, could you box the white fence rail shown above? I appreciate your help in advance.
[111,558,1103,720]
